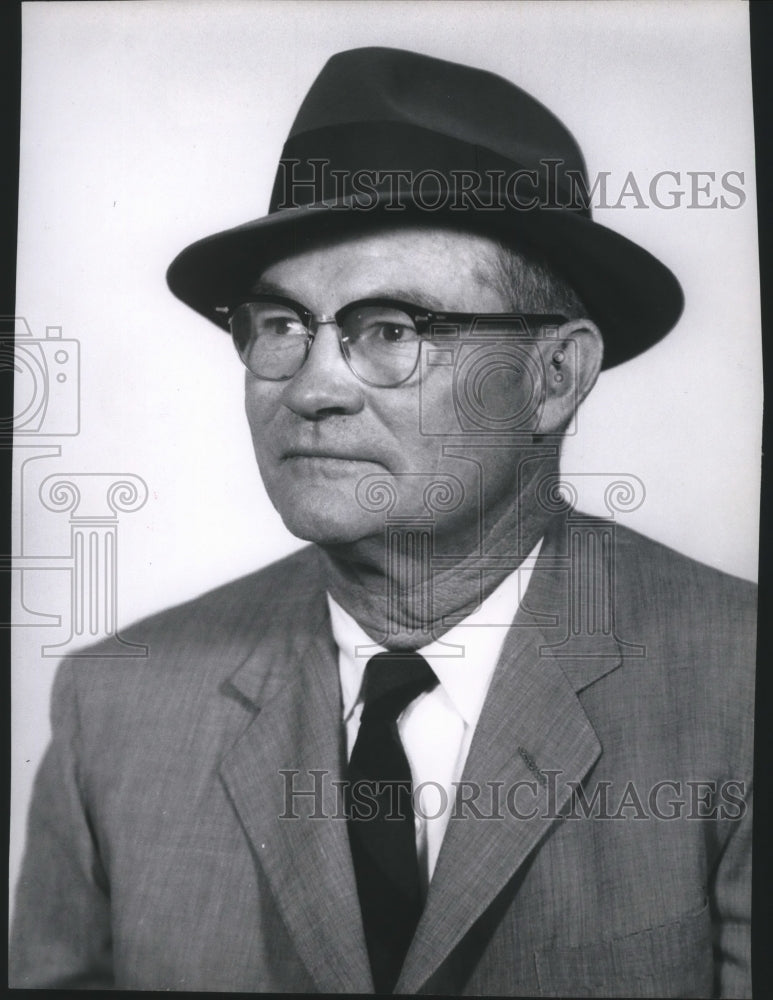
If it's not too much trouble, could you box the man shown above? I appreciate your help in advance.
[11,47,755,996]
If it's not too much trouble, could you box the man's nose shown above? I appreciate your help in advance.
[279,322,365,419]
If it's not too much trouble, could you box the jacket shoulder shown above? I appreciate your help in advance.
[597,518,756,756]
[555,512,757,667]
[54,544,325,714]
[609,519,757,612]
[100,544,320,650]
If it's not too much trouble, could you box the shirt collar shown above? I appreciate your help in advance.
[329,538,543,730]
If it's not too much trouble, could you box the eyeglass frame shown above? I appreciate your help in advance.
[219,293,569,389]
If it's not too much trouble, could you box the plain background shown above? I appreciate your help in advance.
[11,0,761,915]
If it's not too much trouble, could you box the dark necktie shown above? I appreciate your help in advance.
[346,651,439,994]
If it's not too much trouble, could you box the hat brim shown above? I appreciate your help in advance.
[166,198,683,370]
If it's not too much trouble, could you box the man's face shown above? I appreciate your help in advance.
[244,225,553,553]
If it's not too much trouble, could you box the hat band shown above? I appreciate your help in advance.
[269,122,591,219]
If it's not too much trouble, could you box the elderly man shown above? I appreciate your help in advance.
[11,48,755,996]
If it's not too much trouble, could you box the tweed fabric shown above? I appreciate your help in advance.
[10,513,755,995]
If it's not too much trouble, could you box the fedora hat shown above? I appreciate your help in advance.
[166,46,683,369]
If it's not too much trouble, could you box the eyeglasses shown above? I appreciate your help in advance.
[222,294,567,389]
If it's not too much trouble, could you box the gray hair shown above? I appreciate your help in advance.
[489,241,588,317]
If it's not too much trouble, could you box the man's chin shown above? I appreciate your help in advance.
[278,509,381,548]
[263,465,391,547]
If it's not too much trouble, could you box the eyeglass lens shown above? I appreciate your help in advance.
[230,300,422,386]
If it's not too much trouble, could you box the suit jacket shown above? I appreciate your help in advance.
[10,513,756,996]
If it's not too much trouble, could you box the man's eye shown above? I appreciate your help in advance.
[260,315,306,337]
[363,322,419,344]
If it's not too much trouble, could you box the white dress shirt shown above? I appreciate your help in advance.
[328,539,542,891]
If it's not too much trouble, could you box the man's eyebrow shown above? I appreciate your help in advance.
[248,279,447,312]
[374,288,446,311]
[250,278,294,297]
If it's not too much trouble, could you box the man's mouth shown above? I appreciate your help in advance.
[278,449,388,476]
[281,448,383,464]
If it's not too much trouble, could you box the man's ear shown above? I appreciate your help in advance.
[534,319,604,434]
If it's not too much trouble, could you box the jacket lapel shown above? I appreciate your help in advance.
[397,516,624,994]
[217,513,627,994]
[218,558,373,993]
